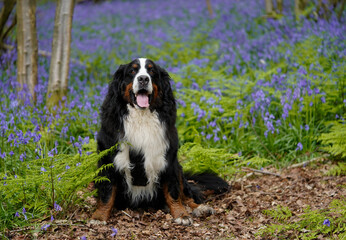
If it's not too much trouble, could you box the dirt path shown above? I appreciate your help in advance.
[6,162,345,239]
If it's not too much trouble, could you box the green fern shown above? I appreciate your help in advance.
[179,142,239,178]
[326,162,346,176]
[258,199,346,239]
[319,119,346,159]
[263,205,293,223]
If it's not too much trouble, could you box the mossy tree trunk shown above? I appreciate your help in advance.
[294,0,307,20]
[16,0,38,102]
[46,0,75,108]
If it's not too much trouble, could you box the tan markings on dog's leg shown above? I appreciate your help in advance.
[184,197,199,209]
[183,197,215,217]
[163,183,192,225]
[91,185,116,222]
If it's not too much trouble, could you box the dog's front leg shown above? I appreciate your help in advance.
[163,182,192,226]
[92,185,116,222]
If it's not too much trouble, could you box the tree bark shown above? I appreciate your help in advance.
[206,0,213,17]
[265,0,274,16]
[295,0,307,20]
[46,0,75,108]
[277,0,283,14]
[0,0,16,42]
[16,0,38,102]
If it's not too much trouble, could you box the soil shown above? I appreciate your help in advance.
[5,162,345,239]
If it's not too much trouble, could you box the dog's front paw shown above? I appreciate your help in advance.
[192,204,215,217]
[174,216,193,226]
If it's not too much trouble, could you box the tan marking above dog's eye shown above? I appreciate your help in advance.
[132,64,138,68]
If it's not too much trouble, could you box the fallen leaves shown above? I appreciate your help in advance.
[5,163,345,239]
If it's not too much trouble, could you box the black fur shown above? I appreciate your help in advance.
[95,58,229,211]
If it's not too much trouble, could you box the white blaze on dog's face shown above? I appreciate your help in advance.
[132,58,153,109]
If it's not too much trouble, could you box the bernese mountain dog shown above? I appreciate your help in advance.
[92,58,228,225]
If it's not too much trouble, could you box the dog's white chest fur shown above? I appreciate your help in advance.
[114,105,168,204]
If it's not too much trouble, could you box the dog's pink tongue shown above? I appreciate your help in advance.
[136,94,149,108]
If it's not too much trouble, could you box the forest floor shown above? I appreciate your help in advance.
[6,161,345,240]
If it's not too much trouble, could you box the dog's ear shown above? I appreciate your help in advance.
[100,64,126,120]
[113,64,125,82]
[157,65,176,114]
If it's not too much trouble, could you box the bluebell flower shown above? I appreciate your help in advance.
[296,142,303,151]
[110,227,118,237]
[323,219,330,227]
[41,224,50,231]
[305,125,309,131]
[54,202,62,211]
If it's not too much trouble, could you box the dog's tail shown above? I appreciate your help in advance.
[184,172,229,204]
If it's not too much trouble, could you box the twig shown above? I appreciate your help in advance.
[286,155,327,169]
[122,210,132,218]
[9,226,34,232]
[242,167,282,177]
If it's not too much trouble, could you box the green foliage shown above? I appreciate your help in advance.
[319,119,346,159]
[0,140,116,232]
[326,162,346,176]
[263,205,293,223]
[179,142,239,177]
[258,199,346,239]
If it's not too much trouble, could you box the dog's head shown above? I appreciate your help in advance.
[113,58,171,110]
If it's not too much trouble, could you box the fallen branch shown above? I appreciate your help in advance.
[286,155,328,169]
[242,167,282,177]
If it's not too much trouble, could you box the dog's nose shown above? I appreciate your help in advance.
[138,75,149,85]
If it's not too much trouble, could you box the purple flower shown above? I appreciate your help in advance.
[81,236,87,240]
[15,212,19,217]
[65,165,70,170]
[41,224,50,231]
[323,219,330,227]
[305,125,309,131]
[41,167,47,172]
[110,227,118,237]
[54,202,62,211]
[296,142,303,151]
[50,215,54,221]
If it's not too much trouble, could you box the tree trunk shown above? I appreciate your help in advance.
[265,0,274,16]
[0,0,16,44]
[16,0,38,102]
[295,0,307,20]
[277,0,283,14]
[46,0,75,108]
[206,0,213,17]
